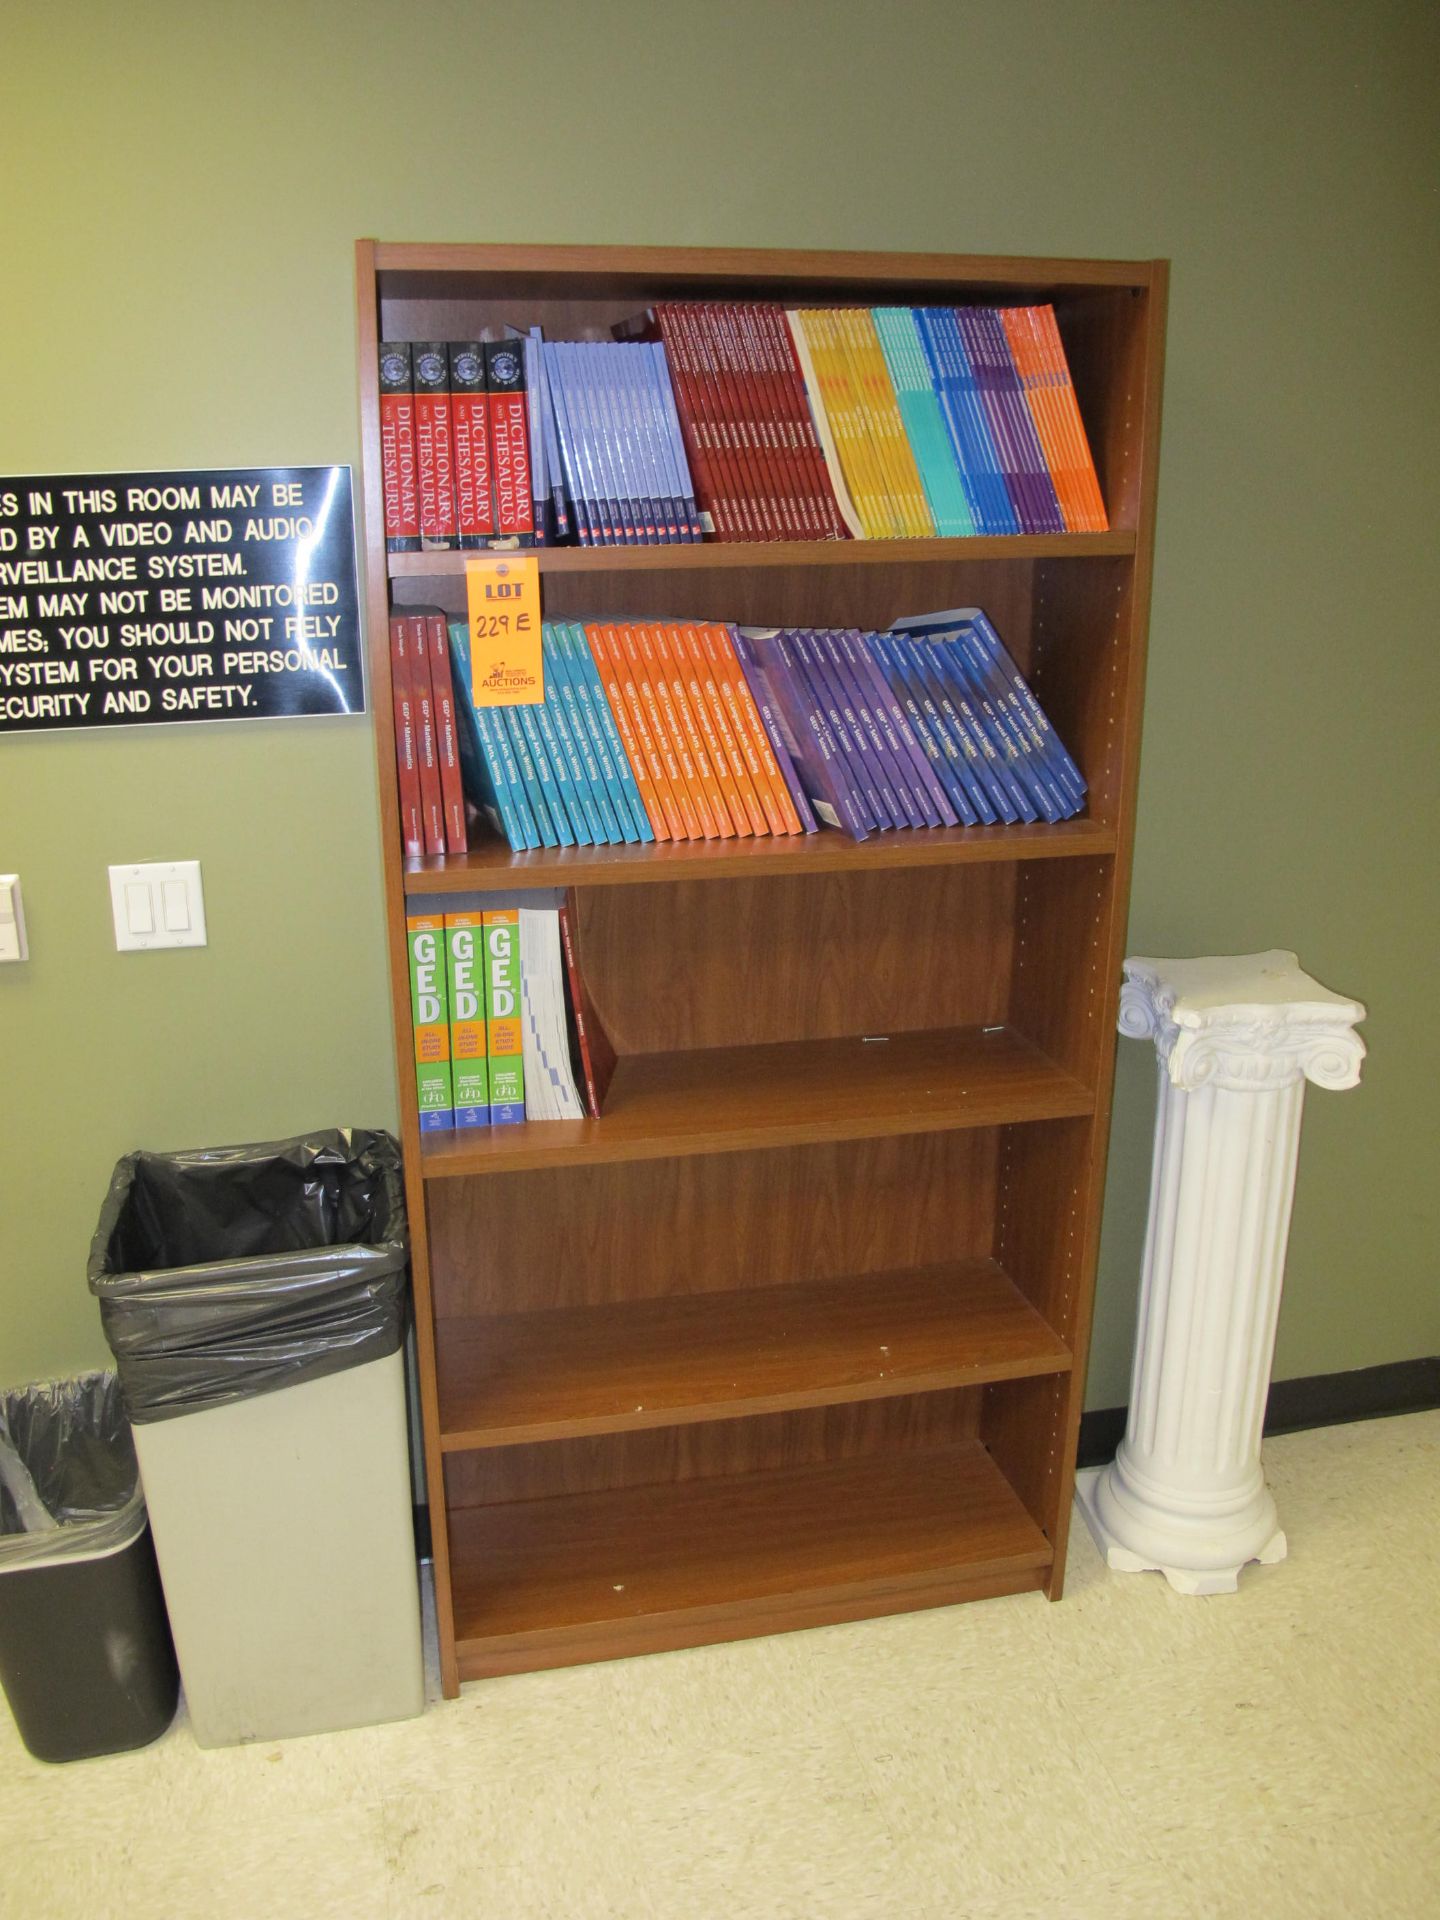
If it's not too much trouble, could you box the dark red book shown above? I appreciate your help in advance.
[449,343,496,546]
[423,609,469,854]
[483,340,535,543]
[403,611,445,854]
[558,891,616,1117]
[378,343,420,552]
[387,613,423,855]
[413,342,458,549]
[651,306,730,539]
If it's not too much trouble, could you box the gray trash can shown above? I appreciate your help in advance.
[88,1129,424,1748]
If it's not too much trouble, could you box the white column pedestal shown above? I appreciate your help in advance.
[1077,950,1365,1595]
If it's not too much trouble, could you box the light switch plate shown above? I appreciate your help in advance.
[109,861,207,951]
[0,875,27,962]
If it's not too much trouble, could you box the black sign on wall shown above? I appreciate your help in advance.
[0,466,364,734]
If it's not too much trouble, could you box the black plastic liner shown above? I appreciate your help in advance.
[0,1373,142,1568]
[87,1130,409,1424]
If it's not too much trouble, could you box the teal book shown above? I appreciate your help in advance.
[873,309,975,538]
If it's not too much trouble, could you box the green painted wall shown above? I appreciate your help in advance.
[2,1,1436,1403]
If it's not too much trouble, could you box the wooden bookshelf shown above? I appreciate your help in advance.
[356,240,1167,1697]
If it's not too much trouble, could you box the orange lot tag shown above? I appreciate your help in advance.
[465,552,543,705]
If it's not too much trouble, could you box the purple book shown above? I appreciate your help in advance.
[788,631,881,831]
[850,632,956,827]
[732,629,864,839]
[981,310,1064,534]
[830,628,926,827]
[955,308,1036,532]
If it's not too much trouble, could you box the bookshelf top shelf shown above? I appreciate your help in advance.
[370,240,1163,303]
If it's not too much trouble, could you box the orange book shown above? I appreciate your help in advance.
[634,623,706,839]
[677,622,764,836]
[1029,307,1108,532]
[614,622,692,840]
[1001,307,1081,532]
[703,622,803,835]
[584,623,671,841]
[651,623,734,837]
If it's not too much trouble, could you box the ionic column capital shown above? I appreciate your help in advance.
[1119,949,1366,1093]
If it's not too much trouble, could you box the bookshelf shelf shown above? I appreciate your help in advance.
[357,239,1166,1697]
[449,1442,1053,1679]
[388,530,1135,580]
[418,1026,1091,1179]
[403,818,1117,893]
[435,1258,1071,1451]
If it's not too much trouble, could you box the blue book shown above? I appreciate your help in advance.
[948,625,1074,820]
[954,606,1087,805]
[542,341,593,545]
[917,309,1017,535]
[848,630,948,828]
[920,638,1032,823]
[518,698,579,844]
[908,637,1011,823]
[631,346,682,540]
[895,603,1082,818]
[564,622,654,843]
[532,686,593,844]
[529,327,570,541]
[956,309,1041,534]
[555,623,636,841]
[502,706,561,847]
[550,344,606,544]
[544,625,623,843]
[538,627,609,842]
[596,344,646,543]
[569,344,626,543]
[941,635,1063,822]
[446,619,538,849]
[650,342,702,540]
[868,632,974,826]
[789,631,880,832]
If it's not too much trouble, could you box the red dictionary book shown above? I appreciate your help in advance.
[423,608,469,853]
[558,891,616,1117]
[483,340,535,542]
[378,343,420,552]
[413,343,457,549]
[403,611,445,854]
[449,343,496,546]
[387,612,424,855]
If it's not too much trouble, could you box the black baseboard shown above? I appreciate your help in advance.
[412,1502,432,1559]
[1078,1356,1440,1469]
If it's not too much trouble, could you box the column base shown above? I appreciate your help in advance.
[1074,1465,1288,1595]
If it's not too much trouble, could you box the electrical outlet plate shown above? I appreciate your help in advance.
[109,861,207,951]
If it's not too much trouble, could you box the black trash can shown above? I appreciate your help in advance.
[0,1372,179,1763]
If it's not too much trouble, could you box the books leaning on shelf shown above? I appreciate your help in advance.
[379,305,1105,554]
[407,890,616,1129]
[432,609,1084,852]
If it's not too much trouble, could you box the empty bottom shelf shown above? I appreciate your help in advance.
[449,1441,1052,1678]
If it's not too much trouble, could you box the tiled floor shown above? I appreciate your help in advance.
[3,1412,1436,1918]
